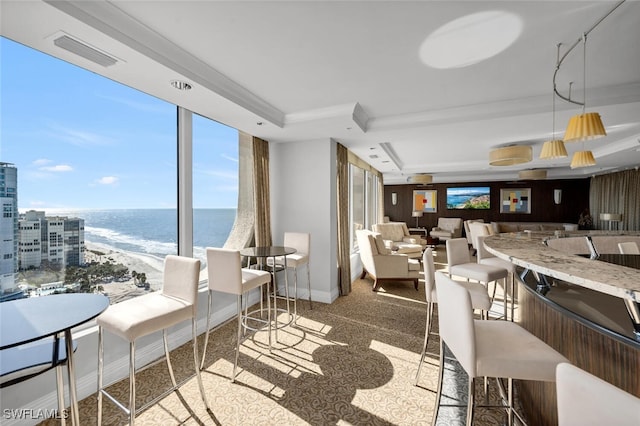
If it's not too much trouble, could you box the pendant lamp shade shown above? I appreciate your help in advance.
[540,140,568,159]
[570,151,596,169]
[489,145,532,166]
[563,113,606,142]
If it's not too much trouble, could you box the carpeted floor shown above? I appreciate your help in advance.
[41,247,515,425]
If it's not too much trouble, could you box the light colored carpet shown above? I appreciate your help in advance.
[41,247,515,425]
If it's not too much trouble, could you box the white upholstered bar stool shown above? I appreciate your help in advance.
[267,232,312,320]
[433,272,568,426]
[201,247,272,382]
[618,241,640,254]
[476,235,518,321]
[97,255,209,426]
[446,237,509,319]
[414,248,491,386]
[556,363,640,426]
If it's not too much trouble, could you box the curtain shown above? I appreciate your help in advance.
[377,174,385,225]
[590,169,640,231]
[253,136,272,247]
[336,143,352,295]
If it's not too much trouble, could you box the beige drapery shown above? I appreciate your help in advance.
[336,143,352,295]
[589,169,640,231]
[253,136,272,247]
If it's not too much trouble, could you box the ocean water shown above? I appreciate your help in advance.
[55,208,236,262]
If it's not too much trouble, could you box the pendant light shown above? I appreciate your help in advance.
[541,44,568,160]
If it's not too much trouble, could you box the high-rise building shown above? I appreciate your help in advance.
[0,162,18,295]
[18,211,85,269]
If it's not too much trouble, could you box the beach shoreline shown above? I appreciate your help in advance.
[84,242,165,303]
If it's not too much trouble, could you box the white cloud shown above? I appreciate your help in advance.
[32,158,52,166]
[97,176,118,185]
[40,164,73,172]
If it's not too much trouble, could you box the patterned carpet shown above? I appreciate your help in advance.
[41,247,515,425]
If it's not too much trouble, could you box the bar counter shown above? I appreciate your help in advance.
[483,231,640,426]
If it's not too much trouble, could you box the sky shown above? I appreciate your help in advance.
[0,37,239,211]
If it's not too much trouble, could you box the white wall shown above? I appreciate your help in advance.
[269,138,339,304]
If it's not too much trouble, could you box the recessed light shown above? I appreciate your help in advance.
[170,80,192,91]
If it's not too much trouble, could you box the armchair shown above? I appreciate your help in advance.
[356,230,420,291]
[430,217,463,241]
[372,222,424,258]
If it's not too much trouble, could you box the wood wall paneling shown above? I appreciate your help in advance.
[383,179,590,230]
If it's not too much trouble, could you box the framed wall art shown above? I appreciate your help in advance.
[413,189,437,213]
[500,188,531,214]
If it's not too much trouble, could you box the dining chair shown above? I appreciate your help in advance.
[267,232,313,317]
[432,272,568,426]
[1,337,76,425]
[96,255,209,425]
[556,363,640,426]
[414,247,491,386]
[201,247,272,382]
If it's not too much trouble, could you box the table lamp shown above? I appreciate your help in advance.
[412,210,423,228]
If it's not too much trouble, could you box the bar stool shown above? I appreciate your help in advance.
[446,237,508,319]
[476,234,517,320]
[414,248,491,386]
[618,241,640,254]
[201,247,272,382]
[267,232,312,319]
[433,272,568,426]
[97,255,209,425]
[556,363,640,426]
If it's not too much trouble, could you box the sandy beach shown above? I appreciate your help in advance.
[84,242,165,303]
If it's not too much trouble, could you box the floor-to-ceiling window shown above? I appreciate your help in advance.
[349,161,381,253]
[0,37,238,303]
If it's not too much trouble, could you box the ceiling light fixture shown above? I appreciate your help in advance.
[540,44,568,160]
[570,151,596,169]
[553,1,625,167]
[489,145,532,166]
[518,169,547,180]
[408,174,433,184]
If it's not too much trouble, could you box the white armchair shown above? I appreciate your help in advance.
[356,230,421,291]
[372,222,424,258]
[430,217,463,241]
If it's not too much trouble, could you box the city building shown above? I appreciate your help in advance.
[0,162,18,297]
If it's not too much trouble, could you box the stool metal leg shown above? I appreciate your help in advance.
[431,339,445,426]
[415,300,434,386]
[192,318,210,410]
[233,294,242,382]
[200,290,213,370]
[129,341,136,426]
[467,377,475,426]
[163,329,177,388]
[97,327,104,426]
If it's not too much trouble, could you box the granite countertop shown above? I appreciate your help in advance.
[483,231,640,302]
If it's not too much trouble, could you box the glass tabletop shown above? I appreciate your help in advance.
[239,246,296,258]
[0,293,110,349]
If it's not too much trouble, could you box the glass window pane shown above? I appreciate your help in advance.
[1,37,176,303]
[192,113,239,266]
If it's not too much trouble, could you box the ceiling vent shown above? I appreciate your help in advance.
[53,35,117,67]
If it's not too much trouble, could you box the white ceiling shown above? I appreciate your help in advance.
[2,0,639,184]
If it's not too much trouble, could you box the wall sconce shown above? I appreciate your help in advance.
[554,189,562,205]
[391,192,398,206]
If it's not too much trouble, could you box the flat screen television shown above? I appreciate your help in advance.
[446,187,490,210]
